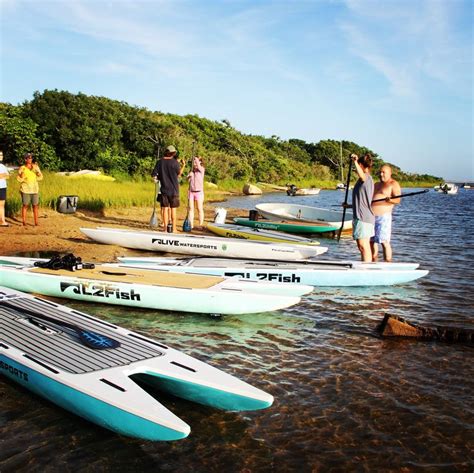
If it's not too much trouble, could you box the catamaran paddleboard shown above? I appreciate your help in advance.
[234,218,340,234]
[255,203,353,230]
[0,286,273,441]
[0,261,308,314]
[80,227,328,261]
[206,222,320,245]
[116,257,428,287]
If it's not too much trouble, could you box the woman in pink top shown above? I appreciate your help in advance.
[187,156,205,229]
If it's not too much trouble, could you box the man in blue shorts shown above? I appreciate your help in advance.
[371,165,401,262]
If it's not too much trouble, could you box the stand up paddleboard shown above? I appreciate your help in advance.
[0,287,273,441]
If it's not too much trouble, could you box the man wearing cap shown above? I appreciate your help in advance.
[0,150,10,226]
[151,145,186,233]
[18,152,43,226]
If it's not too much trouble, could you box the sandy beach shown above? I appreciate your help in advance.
[0,203,240,261]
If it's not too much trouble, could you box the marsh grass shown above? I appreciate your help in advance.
[4,172,236,217]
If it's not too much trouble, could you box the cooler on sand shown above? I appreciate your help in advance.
[57,195,79,214]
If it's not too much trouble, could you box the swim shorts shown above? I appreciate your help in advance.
[160,194,180,208]
[188,190,204,201]
[371,213,392,244]
[0,188,6,201]
[352,218,375,240]
[21,192,39,206]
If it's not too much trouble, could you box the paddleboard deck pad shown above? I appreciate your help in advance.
[0,287,273,441]
[0,261,306,314]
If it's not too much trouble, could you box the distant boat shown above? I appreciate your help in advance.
[286,184,321,196]
[438,183,458,194]
[255,203,353,230]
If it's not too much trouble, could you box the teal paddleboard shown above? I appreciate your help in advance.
[234,218,340,234]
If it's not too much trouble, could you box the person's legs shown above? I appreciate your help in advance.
[357,238,372,262]
[371,241,379,262]
[33,205,39,226]
[162,206,170,230]
[0,200,5,225]
[21,205,28,225]
[171,207,177,233]
[196,196,204,227]
[188,194,195,229]
[381,242,392,262]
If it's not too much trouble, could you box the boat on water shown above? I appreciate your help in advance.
[206,222,320,245]
[437,183,459,194]
[286,184,321,196]
[255,203,353,230]
[234,217,340,235]
[80,227,328,261]
[0,286,273,441]
[0,258,309,314]
[116,257,429,287]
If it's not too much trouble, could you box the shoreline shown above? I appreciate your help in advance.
[0,202,244,262]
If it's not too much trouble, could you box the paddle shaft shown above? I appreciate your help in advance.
[371,189,429,203]
[0,299,120,350]
[337,157,353,241]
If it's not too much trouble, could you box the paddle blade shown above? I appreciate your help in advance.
[149,211,158,228]
[183,215,191,232]
[77,329,121,350]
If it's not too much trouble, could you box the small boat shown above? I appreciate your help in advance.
[0,259,308,314]
[438,183,458,194]
[286,184,321,196]
[117,257,429,287]
[80,227,328,261]
[206,222,320,245]
[234,218,340,235]
[255,203,353,230]
[0,286,273,441]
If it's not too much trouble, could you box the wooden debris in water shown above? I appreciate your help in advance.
[378,314,474,344]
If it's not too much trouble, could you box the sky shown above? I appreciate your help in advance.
[0,0,472,180]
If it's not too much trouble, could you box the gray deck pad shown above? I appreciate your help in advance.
[0,296,165,374]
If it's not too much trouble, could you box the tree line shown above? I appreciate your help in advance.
[0,89,440,184]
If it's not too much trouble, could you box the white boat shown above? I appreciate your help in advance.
[255,203,353,230]
[116,257,429,287]
[286,185,320,196]
[206,222,320,245]
[0,286,273,441]
[80,227,328,261]
[0,259,308,314]
[438,183,458,194]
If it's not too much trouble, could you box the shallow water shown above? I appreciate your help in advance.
[1,188,473,471]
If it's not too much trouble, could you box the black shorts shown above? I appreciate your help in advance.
[0,188,6,201]
[160,194,180,208]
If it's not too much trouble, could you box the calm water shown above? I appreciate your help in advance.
[1,189,473,472]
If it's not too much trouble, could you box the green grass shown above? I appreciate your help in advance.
[5,172,438,217]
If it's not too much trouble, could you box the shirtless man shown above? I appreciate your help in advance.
[370,165,401,262]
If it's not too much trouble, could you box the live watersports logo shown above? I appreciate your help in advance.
[151,238,218,250]
[59,282,141,301]
[224,272,301,283]
[0,360,29,382]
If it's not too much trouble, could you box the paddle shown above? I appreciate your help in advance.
[183,140,196,232]
[337,156,353,241]
[371,189,429,203]
[150,181,159,228]
[150,145,162,228]
[0,300,120,350]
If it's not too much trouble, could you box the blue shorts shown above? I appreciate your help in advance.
[371,213,392,243]
[352,218,375,240]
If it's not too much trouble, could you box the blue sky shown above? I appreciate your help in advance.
[1,0,472,180]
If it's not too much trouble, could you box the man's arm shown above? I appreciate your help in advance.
[389,180,402,205]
